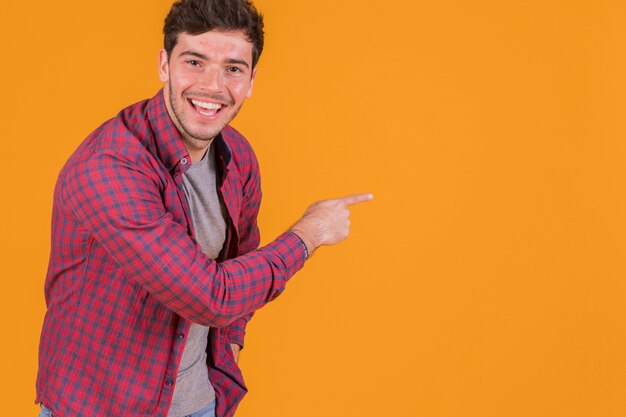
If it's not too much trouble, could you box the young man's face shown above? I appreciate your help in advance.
[159,30,256,145]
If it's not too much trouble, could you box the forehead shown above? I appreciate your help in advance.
[173,30,253,62]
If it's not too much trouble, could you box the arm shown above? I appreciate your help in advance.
[62,150,371,330]
[62,151,305,328]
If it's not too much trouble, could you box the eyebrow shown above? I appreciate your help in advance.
[179,51,208,60]
[224,58,250,69]
[179,51,250,69]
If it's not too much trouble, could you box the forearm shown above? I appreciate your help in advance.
[62,153,306,328]
[123,230,306,327]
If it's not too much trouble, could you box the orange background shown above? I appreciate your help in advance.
[2,0,626,416]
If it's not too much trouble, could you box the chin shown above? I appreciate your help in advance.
[190,126,225,141]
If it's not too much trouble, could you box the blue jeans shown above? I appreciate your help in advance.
[186,401,216,417]
[39,400,216,417]
[38,405,51,417]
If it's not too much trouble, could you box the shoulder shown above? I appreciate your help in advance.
[58,100,158,192]
[67,99,152,163]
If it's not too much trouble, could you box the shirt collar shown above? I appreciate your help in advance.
[213,129,232,170]
[147,89,189,172]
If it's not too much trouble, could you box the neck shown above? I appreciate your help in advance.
[183,136,213,164]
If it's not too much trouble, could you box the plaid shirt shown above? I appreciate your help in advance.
[36,91,306,417]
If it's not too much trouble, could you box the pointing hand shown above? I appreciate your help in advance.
[290,193,373,256]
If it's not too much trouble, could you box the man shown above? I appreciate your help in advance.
[35,0,371,416]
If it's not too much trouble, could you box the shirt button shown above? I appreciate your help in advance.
[180,157,188,165]
[165,377,174,386]
[177,333,184,339]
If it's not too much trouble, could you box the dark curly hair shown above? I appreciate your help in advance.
[164,0,264,68]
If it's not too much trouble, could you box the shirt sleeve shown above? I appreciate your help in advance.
[61,150,306,328]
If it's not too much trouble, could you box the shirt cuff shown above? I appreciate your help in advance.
[260,231,307,279]
[291,232,310,260]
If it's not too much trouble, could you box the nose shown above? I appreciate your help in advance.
[199,66,225,93]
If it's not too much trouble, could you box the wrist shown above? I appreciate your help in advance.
[289,227,316,258]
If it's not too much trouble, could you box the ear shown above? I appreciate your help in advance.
[246,67,258,98]
[158,49,170,83]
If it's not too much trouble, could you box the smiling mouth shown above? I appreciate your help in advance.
[189,99,224,117]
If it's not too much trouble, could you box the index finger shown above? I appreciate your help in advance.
[339,193,374,206]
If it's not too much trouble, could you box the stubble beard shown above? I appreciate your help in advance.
[167,79,242,148]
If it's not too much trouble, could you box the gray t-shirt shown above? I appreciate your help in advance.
[168,143,227,417]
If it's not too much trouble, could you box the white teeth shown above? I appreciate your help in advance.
[191,99,222,110]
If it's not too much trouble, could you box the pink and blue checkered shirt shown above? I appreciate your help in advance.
[36,90,306,417]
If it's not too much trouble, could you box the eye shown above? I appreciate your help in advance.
[186,60,201,67]
[227,66,243,75]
